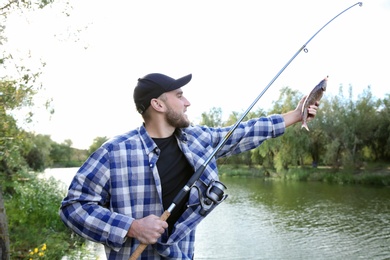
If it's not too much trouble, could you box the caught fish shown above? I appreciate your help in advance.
[301,76,327,131]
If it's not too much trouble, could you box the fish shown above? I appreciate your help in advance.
[301,76,327,131]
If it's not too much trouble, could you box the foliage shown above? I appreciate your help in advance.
[372,94,390,160]
[0,0,54,192]
[0,82,32,195]
[1,1,83,259]
[4,172,84,259]
[1,0,56,13]
[88,136,109,155]
[199,107,223,127]
[23,133,53,171]
[50,138,88,167]
[317,85,384,170]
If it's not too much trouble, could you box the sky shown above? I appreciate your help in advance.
[4,0,390,149]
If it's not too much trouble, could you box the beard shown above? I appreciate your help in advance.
[165,105,190,128]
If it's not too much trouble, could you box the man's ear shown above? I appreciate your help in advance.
[150,98,165,112]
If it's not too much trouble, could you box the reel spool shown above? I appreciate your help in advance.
[199,180,228,216]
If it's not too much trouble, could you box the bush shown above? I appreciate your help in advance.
[5,172,85,259]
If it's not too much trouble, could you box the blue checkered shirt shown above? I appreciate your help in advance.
[59,114,285,259]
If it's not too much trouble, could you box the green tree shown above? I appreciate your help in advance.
[0,1,65,258]
[50,141,68,165]
[0,82,32,191]
[319,85,381,170]
[319,87,346,168]
[0,42,41,260]
[199,107,223,127]
[373,94,390,160]
[352,87,381,163]
[23,134,53,171]
[88,136,109,154]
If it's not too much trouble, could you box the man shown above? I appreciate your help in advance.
[59,73,318,259]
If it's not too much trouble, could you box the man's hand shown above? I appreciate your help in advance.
[283,96,319,128]
[306,102,319,121]
[297,95,319,119]
[127,214,168,244]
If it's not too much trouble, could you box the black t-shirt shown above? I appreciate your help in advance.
[153,134,193,235]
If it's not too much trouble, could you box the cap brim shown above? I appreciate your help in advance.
[170,74,192,90]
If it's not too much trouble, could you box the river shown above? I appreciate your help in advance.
[45,168,390,260]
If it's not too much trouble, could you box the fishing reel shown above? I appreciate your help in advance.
[191,180,228,216]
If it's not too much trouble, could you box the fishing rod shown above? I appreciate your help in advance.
[129,2,362,259]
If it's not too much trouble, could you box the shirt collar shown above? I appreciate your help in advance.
[139,125,188,151]
[138,125,158,155]
[174,128,188,143]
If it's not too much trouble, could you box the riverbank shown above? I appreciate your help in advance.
[218,163,390,186]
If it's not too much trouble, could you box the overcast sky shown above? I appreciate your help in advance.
[4,0,390,149]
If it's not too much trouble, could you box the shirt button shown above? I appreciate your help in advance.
[150,163,153,168]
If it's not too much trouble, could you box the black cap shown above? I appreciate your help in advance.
[133,73,192,114]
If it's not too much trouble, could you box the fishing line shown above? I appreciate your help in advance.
[129,2,363,259]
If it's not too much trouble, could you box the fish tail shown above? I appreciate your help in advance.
[301,123,310,131]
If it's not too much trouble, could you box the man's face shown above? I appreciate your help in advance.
[161,88,191,128]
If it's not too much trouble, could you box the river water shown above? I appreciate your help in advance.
[45,168,390,260]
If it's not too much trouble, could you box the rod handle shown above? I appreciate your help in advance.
[128,210,171,260]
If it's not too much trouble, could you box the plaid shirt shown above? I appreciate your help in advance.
[59,114,285,259]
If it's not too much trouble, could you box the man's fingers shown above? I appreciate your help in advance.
[129,214,168,244]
